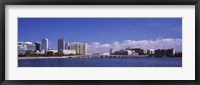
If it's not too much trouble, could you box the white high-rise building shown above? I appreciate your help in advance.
[68,42,88,55]
[41,38,48,51]
[83,42,88,55]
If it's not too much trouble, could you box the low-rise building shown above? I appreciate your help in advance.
[18,42,36,51]
[125,48,147,55]
[47,50,58,54]
[59,50,76,55]
[111,49,133,55]
[147,49,155,55]
[154,48,175,57]
[18,42,36,56]
[18,50,26,56]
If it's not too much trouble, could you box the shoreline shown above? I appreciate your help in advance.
[18,56,181,60]
[18,56,80,59]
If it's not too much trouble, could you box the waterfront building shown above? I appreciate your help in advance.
[18,42,27,50]
[125,48,147,55]
[18,50,27,55]
[76,44,80,54]
[58,38,65,51]
[18,42,36,55]
[59,50,76,55]
[18,42,27,55]
[79,44,84,55]
[131,50,139,56]
[112,49,133,55]
[34,42,41,51]
[154,49,161,56]
[147,49,155,55]
[35,50,45,55]
[68,42,88,55]
[109,48,113,55]
[174,51,182,57]
[18,42,36,51]
[41,38,48,51]
[30,50,45,55]
[101,53,110,56]
[83,42,88,55]
[166,48,175,56]
[26,44,36,51]
[47,50,58,54]
[154,48,175,57]
[65,42,69,50]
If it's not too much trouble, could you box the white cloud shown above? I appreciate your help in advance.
[88,38,182,54]
[101,44,110,48]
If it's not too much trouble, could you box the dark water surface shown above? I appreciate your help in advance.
[18,57,182,67]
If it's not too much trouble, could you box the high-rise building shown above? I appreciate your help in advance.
[83,42,88,55]
[58,38,65,51]
[34,42,41,51]
[75,44,80,54]
[68,42,88,55]
[79,44,84,55]
[41,38,48,51]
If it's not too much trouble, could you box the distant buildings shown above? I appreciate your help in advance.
[174,51,182,57]
[18,42,36,55]
[109,48,113,55]
[41,38,48,51]
[111,49,133,55]
[68,42,88,55]
[58,38,65,51]
[18,38,181,57]
[34,42,41,51]
[154,48,175,57]
[147,49,155,55]
[18,42,36,51]
[125,48,147,55]
[109,47,180,57]
[59,50,76,55]
[18,38,89,57]
[65,43,69,50]
[110,49,139,56]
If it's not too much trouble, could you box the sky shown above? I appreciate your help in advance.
[18,18,182,53]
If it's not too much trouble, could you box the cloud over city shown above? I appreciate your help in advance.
[88,38,182,54]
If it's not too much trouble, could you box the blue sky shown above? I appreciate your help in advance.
[18,18,182,53]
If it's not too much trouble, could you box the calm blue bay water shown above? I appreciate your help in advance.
[18,57,182,67]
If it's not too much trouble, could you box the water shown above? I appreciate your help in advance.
[18,57,182,67]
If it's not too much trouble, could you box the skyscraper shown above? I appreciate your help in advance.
[79,44,84,55]
[41,38,48,51]
[83,42,88,55]
[58,38,65,51]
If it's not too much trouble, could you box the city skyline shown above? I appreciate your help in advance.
[18,18,182,53]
